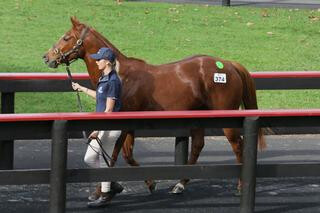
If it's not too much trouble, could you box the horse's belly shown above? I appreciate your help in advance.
[151,90,203,110]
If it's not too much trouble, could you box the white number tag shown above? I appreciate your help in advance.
[213,73,227,83]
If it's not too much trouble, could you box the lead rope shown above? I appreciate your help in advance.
[66,65,113,166]
[66,65,86,139]
[88,136,114,167]
[66,66,84,111]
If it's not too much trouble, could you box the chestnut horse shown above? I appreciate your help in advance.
[43,17,265,194]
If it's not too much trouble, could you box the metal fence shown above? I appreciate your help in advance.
[1,71,320,169]
[1,72,320,212]
[1,110,320,213]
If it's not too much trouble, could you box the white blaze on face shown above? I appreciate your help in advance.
[56,34,65,48]
[49,34,65,53]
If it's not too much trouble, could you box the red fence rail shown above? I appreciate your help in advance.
[1,110,320,213]
[1,71,320,80]
[2,109,320,122]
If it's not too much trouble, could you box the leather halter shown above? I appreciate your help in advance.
[53,27,89,66]
[56,27,90,137]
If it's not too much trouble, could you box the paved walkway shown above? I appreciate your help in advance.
[132,0,320,8]
[1,135,320,213]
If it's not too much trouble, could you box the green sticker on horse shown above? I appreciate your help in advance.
[216,61,224,69]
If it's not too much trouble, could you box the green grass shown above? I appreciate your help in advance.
[258,90,320,109]
[1,0,320,112]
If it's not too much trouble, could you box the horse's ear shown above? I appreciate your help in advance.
[70,16,80,28]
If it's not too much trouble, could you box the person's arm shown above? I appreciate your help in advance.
[104,79,120,113]
[72,82,96,99]
[105,98,116,113]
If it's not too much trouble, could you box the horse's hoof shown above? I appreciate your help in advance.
[170,183,185,194]
[148,181,157,194]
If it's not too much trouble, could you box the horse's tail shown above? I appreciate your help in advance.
[231,61,266,150]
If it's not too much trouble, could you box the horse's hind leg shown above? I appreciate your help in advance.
[121,131,138,165]
[171,128,205,194]
[121,131,156,193]
[109,131,127,167]
[223,128,243,194]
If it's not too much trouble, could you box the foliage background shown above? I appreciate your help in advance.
[0,0,319,112]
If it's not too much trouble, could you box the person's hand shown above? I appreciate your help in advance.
[72,82,83,92]
[89,131,99,139]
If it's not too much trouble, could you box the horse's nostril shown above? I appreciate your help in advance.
[42,54,49,63]
[48,60,58,68]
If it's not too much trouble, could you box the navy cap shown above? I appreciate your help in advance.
[90,47,116,62]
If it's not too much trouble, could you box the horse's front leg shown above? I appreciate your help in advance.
[121,131,156,193]
[171,128,205,194]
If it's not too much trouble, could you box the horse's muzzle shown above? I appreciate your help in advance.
[43,54,58,68]
[47,60,58,68]
[42,54,49,63]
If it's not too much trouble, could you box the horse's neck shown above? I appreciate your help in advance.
[83,56,100,87]
[90,29,126,61]
[82,30,130,86]
[82,28,151,86]
[82,51,134,87]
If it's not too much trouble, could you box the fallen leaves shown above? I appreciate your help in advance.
[309,15,320,22]
[246,22,254,27]
[168,7,179,14]
[261,9,269,18]
[144,9,150,15]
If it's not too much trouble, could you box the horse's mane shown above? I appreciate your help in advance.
[77,22,201,67]
[83,24,147,64]
[160,55,210,66]
[89,26,121,55]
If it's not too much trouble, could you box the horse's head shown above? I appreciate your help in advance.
[43,17,89,68]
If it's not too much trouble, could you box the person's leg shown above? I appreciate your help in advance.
[99,130,112,193]
[87,131,123,208]
[84,137,101,168]
[100,130,122,193]
[84,136,102,201]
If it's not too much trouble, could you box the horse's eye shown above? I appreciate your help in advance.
[53,48,59,54]
[63,35,71,41]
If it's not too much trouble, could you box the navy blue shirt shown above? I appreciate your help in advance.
[96,70,122,112]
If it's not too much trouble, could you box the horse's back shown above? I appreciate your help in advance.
[144,55,244,110]
[196,56,244,109]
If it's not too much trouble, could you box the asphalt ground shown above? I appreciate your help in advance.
[131,0,320,9]
[1,135,320,213]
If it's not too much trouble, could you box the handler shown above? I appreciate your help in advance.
[72,47,123,208]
